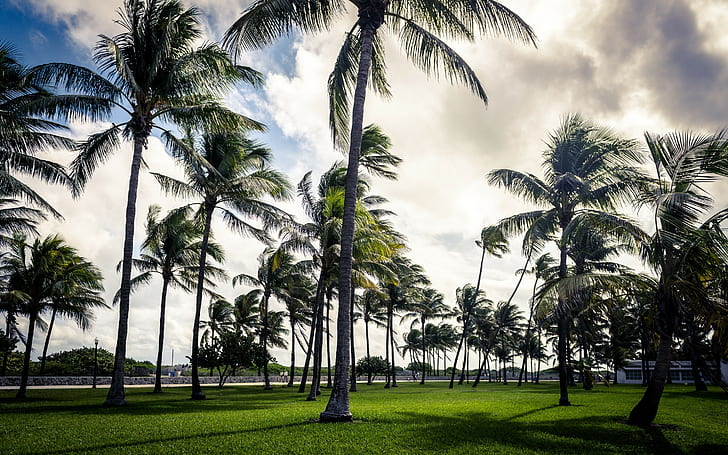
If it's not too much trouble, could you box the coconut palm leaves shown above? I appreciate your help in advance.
[0,43,76,218]
[488,114,649,406]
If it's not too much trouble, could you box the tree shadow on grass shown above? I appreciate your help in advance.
[387,410,697,455]
[21,420,317,455]
[0,386,319,417]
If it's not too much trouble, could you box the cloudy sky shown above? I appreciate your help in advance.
[3,0,728,367]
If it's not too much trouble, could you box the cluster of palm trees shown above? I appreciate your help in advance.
[488,114,728,426]
[3,0,723,430]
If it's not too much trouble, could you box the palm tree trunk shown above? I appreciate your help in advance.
[458,339,468,385]
[365,319,372,385]
[326,291,332,388]
[320,11,382,420]
[262,288,272,390]
[307,285,326,400]
[298,267,325,393]
[39,307,57,375]
[153,278,170,393]
[420,319,426,385]
[105,136,145,406]
[384,308,391,388]
[349,285,357,392]
[190,202,214,400]
[628,331,673,426]
[390,312,398,387]
[288,316,296,387]
[17,310,38,399]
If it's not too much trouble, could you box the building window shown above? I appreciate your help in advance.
[669,370,681,381]
[625,369,642,381]
[681,370,694,381]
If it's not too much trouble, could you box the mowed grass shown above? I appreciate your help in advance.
[1,381,726,454]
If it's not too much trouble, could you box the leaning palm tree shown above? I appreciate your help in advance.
[153,130,291,399]
[28,0,262,406]
[225,0,535,422]
[488,114,648,406]
[627,130,728,426]
[0,234,104,398]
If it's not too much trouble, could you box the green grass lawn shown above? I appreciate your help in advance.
[1,381,726,454]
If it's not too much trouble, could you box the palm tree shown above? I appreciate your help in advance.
[154,130,291,399]
[125,205,225,392]
[488,114,648,406]
[449,225,508,388]
[627,130,728,426]
[233,289,262,336]
[225,0,535,422]
[38,252,111,375]
[359,288,387,384]
[0,43,76,217]
[200,298,235,373]
[28,0,261,406]
[234,245,300,389]
[517,253,556,386]
[402,287,447,384]
[0,234,104,398]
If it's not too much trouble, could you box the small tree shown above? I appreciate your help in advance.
[356,355,389,378]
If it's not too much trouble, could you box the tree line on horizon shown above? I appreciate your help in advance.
[1,0,726,429]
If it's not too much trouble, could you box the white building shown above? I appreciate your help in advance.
[616,360,728,384]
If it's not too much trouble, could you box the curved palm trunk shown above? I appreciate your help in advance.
[458,340,468,385]
[190,203,214,400]
[17,310,38,399]
[153,278,170,393]
[320,21,377,422]
[628,330,673,426]
[39,307,57,375]
[105,135,145,406]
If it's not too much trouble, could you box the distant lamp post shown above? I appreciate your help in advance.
[93,337,99,389]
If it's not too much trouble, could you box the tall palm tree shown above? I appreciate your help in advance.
[0,234,104,398]
[0,42,76,217]
[225,0,535,422]
[627,130,728,426]
[488,114,648,406]
[492,300,523,384]
[29,0,261,406]
[125,205,225,392]
[154,130,291,399]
